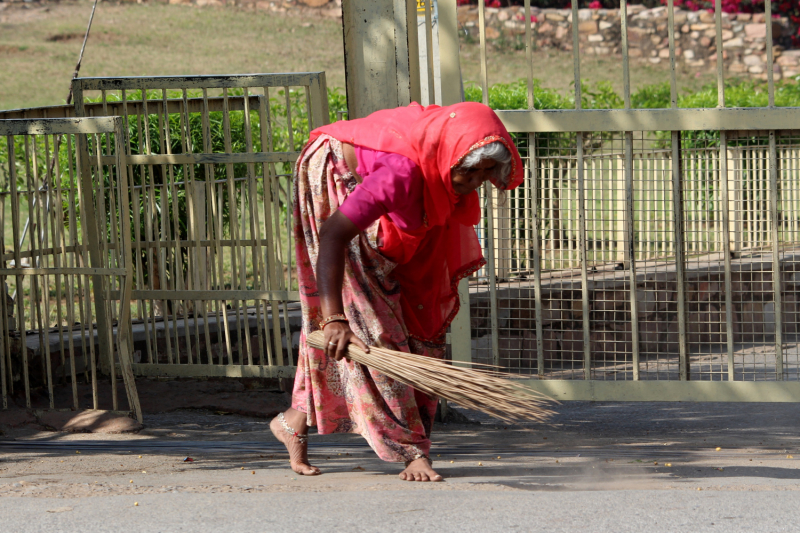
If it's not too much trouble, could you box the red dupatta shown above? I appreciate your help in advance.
[310,102,523,342]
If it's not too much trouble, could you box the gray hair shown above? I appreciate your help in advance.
[456,141,512,188]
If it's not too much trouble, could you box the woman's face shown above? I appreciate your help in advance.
[451,159,497,196]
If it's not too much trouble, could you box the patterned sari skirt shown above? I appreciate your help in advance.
[291,134,443,463]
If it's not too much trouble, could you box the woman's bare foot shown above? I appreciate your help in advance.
[398,457,443,482]
[270,409,321,476]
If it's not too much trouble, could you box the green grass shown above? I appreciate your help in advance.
[0,0,745,112]
[458,41,722,103]
[0,1,347,110]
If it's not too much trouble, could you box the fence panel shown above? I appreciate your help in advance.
[436,0,800,400]
[72,73,329,380]
[0,117,140,419]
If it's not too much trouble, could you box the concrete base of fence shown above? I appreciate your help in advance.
[520,379,800,402]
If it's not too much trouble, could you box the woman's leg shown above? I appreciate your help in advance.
[396,386,443,482]
[269,407,320,476]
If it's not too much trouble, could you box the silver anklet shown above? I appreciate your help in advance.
[278,412,308,444]
[405,454,430,467]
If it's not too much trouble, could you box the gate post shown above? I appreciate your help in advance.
[437,0,472,364]
[342,1,474,364]
[342,0,417,118]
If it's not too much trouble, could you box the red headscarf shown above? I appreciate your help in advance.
[310,102,523,342]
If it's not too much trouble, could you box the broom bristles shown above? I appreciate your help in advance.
[306,331,557,424]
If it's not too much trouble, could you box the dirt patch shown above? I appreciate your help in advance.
[45,30,119,44]
[0,45,28,55]
[4,378,289,421]
[0,409,38,429]
[135,379,290,418]
[45,32,82,42]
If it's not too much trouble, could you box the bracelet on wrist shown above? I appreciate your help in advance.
[319,313,348,330]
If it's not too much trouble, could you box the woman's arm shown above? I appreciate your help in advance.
[317,209,370,361]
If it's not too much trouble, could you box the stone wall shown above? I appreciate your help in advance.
[458,5,800,80]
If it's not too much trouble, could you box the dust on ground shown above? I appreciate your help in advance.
[3,396,800,497]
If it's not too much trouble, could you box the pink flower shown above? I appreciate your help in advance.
[589,0,602,8]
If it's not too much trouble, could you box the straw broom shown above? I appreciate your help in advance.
[306,330,557,424]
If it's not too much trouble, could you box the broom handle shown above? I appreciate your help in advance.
[306,330,536,372]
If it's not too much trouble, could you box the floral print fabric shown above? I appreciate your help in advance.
[291,134,442,463]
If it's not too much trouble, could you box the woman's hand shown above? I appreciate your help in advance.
[323,321,370,361]
[317,210,366,361]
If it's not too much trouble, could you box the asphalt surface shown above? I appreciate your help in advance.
[3,490,800,533]
[2,401,800,532]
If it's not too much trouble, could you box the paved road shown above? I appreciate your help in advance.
[2,490,799,533]
[2,401,800,532]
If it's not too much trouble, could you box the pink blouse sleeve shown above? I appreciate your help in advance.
[338,148,424,232]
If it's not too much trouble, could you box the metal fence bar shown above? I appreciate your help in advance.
[667,0,678,107]
[77,74,323,91]
[519,0,544,375]
[111,124,141,422]
[259,92,281,367]
[72,133,98,407]
[53,134,79,410]
[524,0,534,109]
[0,279,6,409]
[671,131,689,380]
[283,85,296,369]
[624,133,639,380]
[484,182,500,367]
[766,0,775,107]
[577,136,591,380]
[714,0,725,107]
[243,88,264,367]
[620,0,631,109]
[497,108,800,133]
[265,88,286,367]
[529,134,545,377]
[568,0,590,379]
[719,131,736,381]
[620,0,639,380]
[423,0,436,105]
[406,0,421,104]
[769,130,784,379]
[478,0,489,104]
[8,136,30,408]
